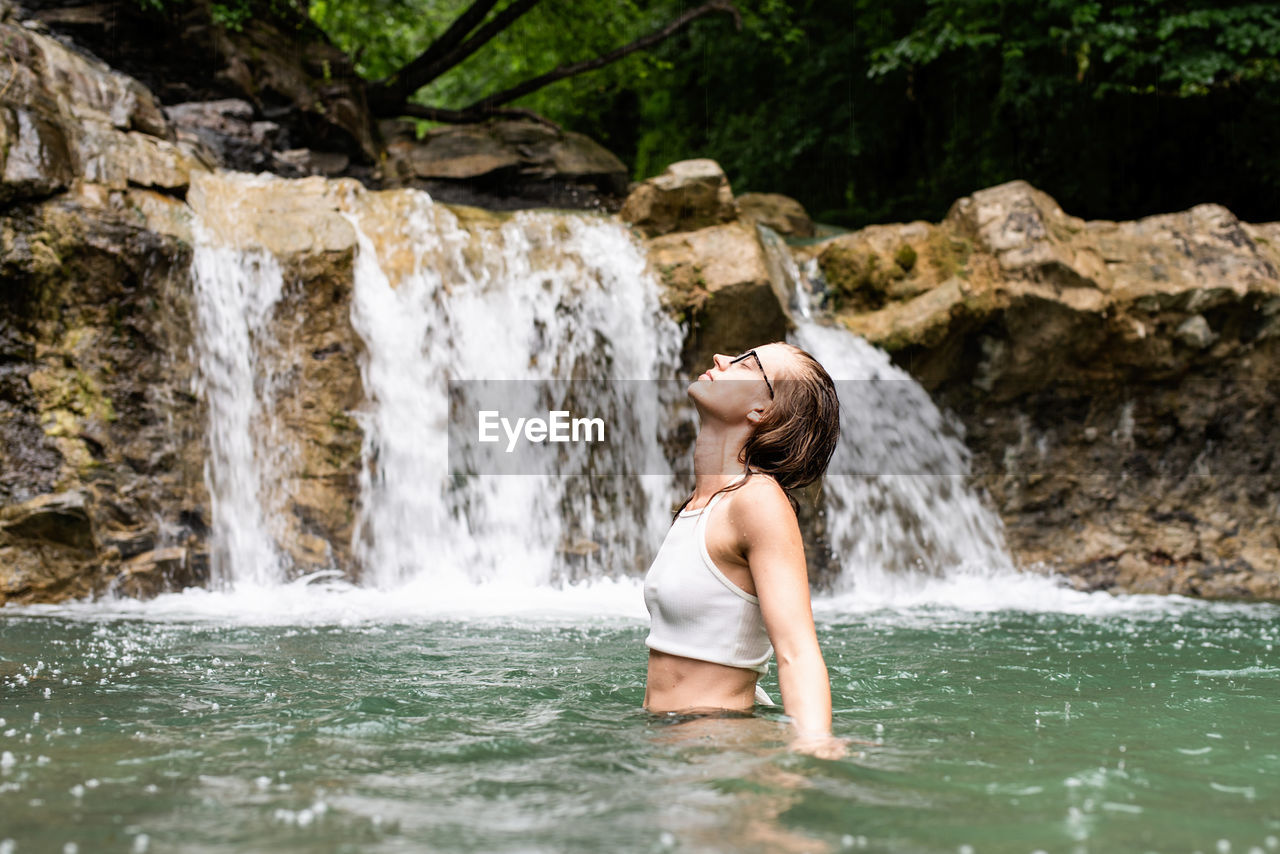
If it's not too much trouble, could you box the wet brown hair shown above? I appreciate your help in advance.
[674,342,840,518]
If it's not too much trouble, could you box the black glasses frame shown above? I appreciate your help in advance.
[730,350,774,398]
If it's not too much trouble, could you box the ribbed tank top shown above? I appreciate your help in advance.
[643,473,773,674]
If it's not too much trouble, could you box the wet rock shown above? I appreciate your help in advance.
[649,221,791,371]
[114,546,199,599]
[386,120,628,210]
[620,159,738,237]
[0,107,76,203]
[186,171,368,575]
[0,491,94,551]
[1175,314,1217,349]
[0,490,100,602]
[0,194,205,605]
[737,192,815,238]
[166,99,284,173]
[187,171,358,260]
[27,0,376,165]
[0,10,208,201]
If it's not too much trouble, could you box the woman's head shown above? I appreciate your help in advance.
[689,342,840,491]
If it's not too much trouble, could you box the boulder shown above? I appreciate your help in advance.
[945,180,1108,291]
[0,10,209,203]
[649,222,792,371]
[166,99,287,174]
[620,159,738,237]
[737,192,815,238]
[0,491,98,602]
[0,491,95,551]
[0,107,76,204]
[114,547,208,599]
[187,171,358,260]
[385,120,629,210]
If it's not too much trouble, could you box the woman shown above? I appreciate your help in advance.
[643,342,844,756]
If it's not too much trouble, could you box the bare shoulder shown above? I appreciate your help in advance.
[725,474,798,541]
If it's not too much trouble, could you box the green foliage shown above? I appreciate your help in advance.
[300,0,1280,227]
[308,0,681,149]
[868,0,1280,98]
[620,0,1280,225]
[210,1,254,31]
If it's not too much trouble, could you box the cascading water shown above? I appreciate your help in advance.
[189,227,288,588]
[759,227,1016,599]
[188,173,684,596]
[344,192,684,591]
[187,169,1020,606]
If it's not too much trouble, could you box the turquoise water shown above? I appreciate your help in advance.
[1,598,1278,853]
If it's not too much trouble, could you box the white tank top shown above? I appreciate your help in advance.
[643,473,773,674]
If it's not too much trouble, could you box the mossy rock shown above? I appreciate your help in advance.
[894,243,918,272]
[817,244,906,312]
[924,230,972,279]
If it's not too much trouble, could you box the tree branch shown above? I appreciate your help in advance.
[370,0,504,113]
[408,0,544,94]
[397,102,562,131]
[463,0,742,114]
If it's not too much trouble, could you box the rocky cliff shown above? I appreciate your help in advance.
[804,182,1280,599]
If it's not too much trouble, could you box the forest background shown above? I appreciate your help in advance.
[289,0,1280,227]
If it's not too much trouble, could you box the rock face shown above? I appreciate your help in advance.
[185,172,367,575]
[625,160,793,371]
[804,180,1280,600]
[0,3,212,601]
[383,119,629,211]
[1,194,208,602]
[25,0,376,166]
[1,5,206,204]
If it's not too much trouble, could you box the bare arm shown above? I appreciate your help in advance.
[730,481,833,738]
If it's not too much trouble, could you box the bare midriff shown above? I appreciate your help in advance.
[643,649,759,713]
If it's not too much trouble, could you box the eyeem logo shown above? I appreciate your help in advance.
[478,410,606,453]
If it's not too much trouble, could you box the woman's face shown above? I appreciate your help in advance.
[688,343,790,424]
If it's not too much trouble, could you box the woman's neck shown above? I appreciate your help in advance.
[690,423,754,502]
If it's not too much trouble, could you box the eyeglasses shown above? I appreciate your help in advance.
[729,350,774,398]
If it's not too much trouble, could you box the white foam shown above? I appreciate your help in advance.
[7,574,650,626]
[3,565,1237,627]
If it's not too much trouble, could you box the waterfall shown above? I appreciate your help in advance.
[759,227,1015,597]
[343,192,684,590]
[189,233,288,587]
[188,174,683,592]
[186,168,1015,603]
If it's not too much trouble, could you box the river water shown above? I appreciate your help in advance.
[1,589,1277,853]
